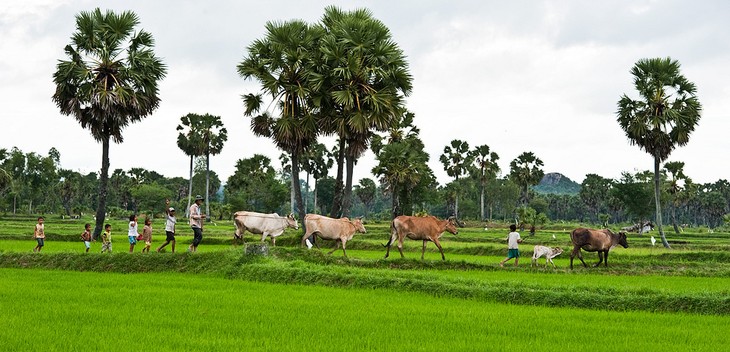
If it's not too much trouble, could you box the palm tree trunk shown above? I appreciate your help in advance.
[305,172,310,213]
[289,177,295,214]
[480,179,485,221]
[671,201,681,234]
[330,138,345,218]
[205,152,210,221]
[313,178,318,214]
[343,152,354,217]
[186,155,193,217]
[291,151,306,232]
[654,157,670,248]
[92,136,110,240]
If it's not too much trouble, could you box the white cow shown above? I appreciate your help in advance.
[233,211,298,246]
[531,245,564,268]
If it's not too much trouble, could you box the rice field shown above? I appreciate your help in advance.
[2,216,730,350]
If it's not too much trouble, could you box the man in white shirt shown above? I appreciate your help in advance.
[188,195,205,252]
[500,224,523,267]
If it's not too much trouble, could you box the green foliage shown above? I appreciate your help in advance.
[612,172,654,223]
[509,152,545,206]
[129,183,173,216]
[225,154,288,213]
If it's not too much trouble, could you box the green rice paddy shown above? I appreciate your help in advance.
[2,216,729,350]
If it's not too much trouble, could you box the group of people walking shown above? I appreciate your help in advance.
[31,195,206,254]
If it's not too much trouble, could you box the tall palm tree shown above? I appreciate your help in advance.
[197,114,227,219]
[52,8,166,238]
[372,112,432,218]
[439,139,473,218]
[509,152,544,207]
[177,114,205,217]
[317,6,413,217]
[472,145,500,221]
[664,161,691,235]
[617,57,702,248]
[238,20,323,226]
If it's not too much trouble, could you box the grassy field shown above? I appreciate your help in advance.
[2,215,730,350]
[2,268,729,352]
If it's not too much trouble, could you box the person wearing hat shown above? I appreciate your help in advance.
[188,195,206,252]
[157,199,177,253]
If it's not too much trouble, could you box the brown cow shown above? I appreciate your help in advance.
[384,215,459,261]
[569,228,628,269]
[301,214,366,257]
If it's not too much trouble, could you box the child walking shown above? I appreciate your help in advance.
[81,223,92,253]
[128,214,139,253]
[33,217,45,252]
[101,224,112,253]
[141,217,152,253]
[500,224,523,267]
[157,199,176,253]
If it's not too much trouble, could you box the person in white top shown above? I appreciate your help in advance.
[128,214,140,253]
[157,199,177,253]
[188,195,206,252]
[500,224,523,267]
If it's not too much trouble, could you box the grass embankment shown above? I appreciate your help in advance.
[2,268,729,352]
[2,249,729,315]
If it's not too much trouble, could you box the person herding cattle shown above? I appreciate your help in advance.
[301,214,366,257]
[569,228,628,269]
[499,224,523,267]
[384,215,459,261]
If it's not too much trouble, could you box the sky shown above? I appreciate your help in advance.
[2,0,729,186]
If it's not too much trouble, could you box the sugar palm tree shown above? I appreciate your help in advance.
[509,152,544,207]
[617,57,702,248]
[439,140,473,219]
[372,112,432,218]
[317,6,413,217]
[664,161,691,235]
[197,114,227,219]
[238,20,322,225]
[52,8,166,238]
[177,114,205,217]
[472,145,500,221]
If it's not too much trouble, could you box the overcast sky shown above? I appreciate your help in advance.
[2,0,729,186]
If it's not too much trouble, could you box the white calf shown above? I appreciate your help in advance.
[531,245,563,268]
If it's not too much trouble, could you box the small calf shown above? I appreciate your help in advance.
[532,245,563,268]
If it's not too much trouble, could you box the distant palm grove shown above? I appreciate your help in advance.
[1,7,728,234]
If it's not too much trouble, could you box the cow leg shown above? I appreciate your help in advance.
[328,240,341,255]
[384,232,397,259]
[397,236,405,258]
[594,252,604,267]
[261,232,268,244]
[604,250,609,267]
[341,240,347,257]
[421,240,427,260]
[271,236,276,247]
[433,239,445,261]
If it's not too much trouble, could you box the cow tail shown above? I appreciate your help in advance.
[383,221,396,248]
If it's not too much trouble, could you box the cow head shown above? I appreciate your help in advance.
[552,247,564,256]
[352,217,367,234]
[286,213,299,230]
[445,216,459,235]
[617,231,628,248]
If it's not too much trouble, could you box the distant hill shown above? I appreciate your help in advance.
[533,172,581,195]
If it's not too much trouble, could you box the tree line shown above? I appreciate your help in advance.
[17,6,719,243]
